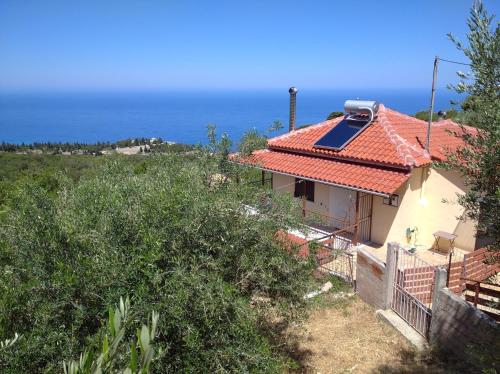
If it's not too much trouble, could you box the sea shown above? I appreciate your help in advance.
[0,89,462,146]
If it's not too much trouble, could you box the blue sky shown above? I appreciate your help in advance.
[0,0,498,91]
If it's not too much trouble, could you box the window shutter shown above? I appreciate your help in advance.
[294,178,302,198]
[306,180,315,202]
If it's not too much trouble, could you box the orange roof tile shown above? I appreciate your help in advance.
[268,105,471,168]
[239,149,410,195]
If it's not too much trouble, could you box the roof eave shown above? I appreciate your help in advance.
[233,159,397,197]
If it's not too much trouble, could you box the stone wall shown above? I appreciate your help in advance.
[429,288,500,358]
[356,248,386,309]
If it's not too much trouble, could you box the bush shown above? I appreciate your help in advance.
[0,152,315,372]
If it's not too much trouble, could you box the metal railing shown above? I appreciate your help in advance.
[302,209,354,232]
[305,226,358,287]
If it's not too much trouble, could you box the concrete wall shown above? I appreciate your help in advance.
[371,167,477,251]
[356,248,386,309]
[429,288,500,359]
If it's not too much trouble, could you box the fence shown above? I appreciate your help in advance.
[309,227,357,287]
[463,279,500,322]
[303,209,353,233]
[354,242,500,354]
[303,192,372,243]
[319,226,356,252]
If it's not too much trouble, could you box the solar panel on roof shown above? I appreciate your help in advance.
[313,116,371,151]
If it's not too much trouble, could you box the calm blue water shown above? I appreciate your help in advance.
[0,89,461,145]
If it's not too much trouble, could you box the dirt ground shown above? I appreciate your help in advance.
[286,296,456,374]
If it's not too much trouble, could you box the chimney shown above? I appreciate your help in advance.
[289,87,298,132]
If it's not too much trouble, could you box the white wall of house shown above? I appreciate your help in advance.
[329,186,356,224]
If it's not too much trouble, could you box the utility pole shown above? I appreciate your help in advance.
[426,56,439,153]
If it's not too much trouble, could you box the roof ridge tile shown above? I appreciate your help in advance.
[377,106,430,166]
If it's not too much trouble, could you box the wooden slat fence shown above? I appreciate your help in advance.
[463,280,500,322]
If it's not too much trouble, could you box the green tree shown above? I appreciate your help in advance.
[326,111,343,120]
[238,129,268,156]
[444,0,500,253]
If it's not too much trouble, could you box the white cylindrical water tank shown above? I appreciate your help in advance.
[344,100,379,116]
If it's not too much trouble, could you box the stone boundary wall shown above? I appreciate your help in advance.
[429,287,499,359]
[356,248,386,309]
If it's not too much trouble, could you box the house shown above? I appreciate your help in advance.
[237,98,478,255]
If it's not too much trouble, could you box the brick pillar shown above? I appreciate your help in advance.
[382,242,398,309]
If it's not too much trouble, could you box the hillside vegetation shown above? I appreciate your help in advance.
[0,142,315,372]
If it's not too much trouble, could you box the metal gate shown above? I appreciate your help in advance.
[389,245,434,338]
[357,193,372,242]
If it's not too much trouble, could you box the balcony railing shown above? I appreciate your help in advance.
[302,208,354,232]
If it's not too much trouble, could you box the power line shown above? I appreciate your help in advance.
[438,57,471,66]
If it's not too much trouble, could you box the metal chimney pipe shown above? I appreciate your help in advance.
[289,87,298,132]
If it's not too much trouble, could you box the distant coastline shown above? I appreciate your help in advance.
[0,137,194,156]
[0,88,463,145]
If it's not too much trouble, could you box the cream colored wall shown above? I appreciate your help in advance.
[419,168,476,251]
[272,168,476,251]
[271,173,329,215]
[272,173,295,194]
[370,167,477,251]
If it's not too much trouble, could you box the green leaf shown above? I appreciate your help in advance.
[120,297,125,317]
[139,325,150,353]
[108,307,115,337]
[150,311,158,340]
[113,307,121,336]
[102,335,109,361]
[129,340,138,372]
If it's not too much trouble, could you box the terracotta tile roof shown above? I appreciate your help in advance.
[239,149,410,195]
[268,105,471,168]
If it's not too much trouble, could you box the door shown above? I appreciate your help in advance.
[329,186,356,228]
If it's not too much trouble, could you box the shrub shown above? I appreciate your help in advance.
[0,151,314,372]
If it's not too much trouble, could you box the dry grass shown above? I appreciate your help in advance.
[285,295,457,374]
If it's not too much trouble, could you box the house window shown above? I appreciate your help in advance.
[294,178,314,202]
[383,194,399,207]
